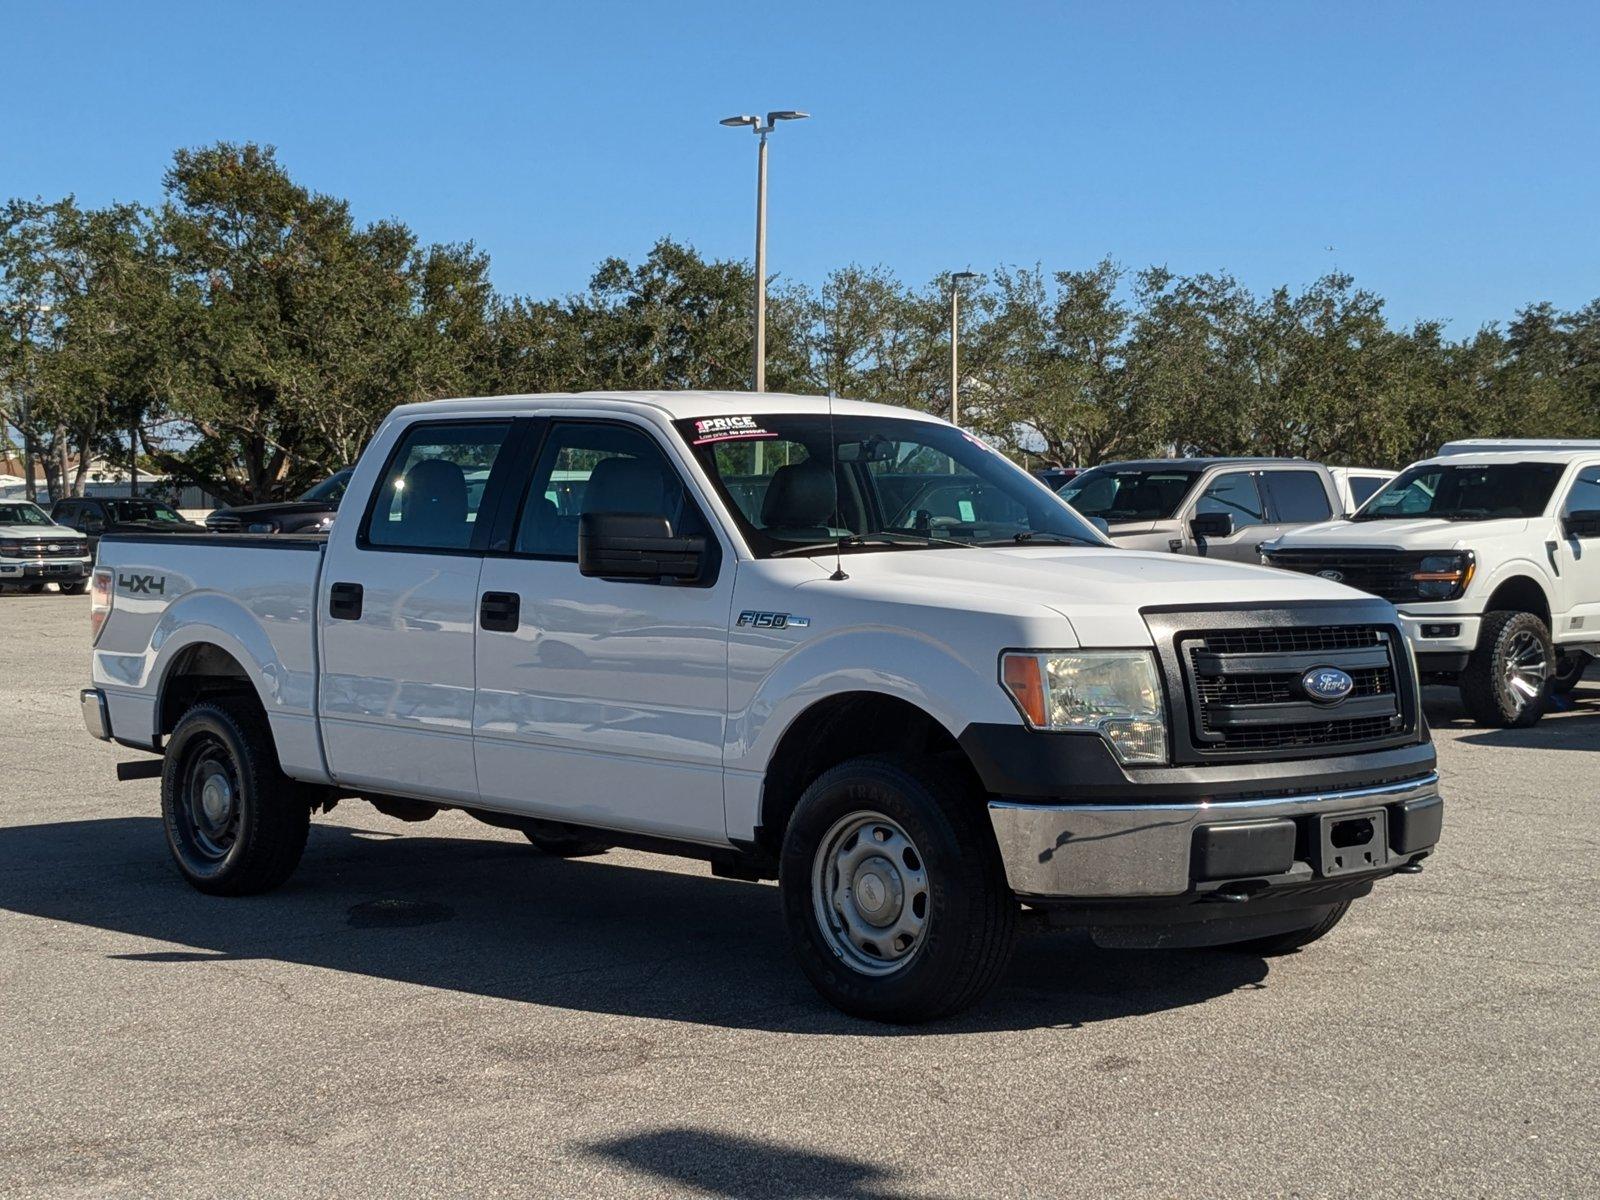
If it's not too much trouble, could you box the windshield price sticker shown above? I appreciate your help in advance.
[692,415,779,445]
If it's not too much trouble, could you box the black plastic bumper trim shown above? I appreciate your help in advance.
[957,722,1438,803]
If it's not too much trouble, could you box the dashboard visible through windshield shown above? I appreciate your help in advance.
[1354,462,1563,521]
[676,414,1102,556]
[1057,465,1201,522]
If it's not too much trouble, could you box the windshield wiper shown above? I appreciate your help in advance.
[993,531,1098,546]
[769,532,967,558]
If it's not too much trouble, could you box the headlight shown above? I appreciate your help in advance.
[315,514,335,530]
[1412,551,1474,600]
[1001,650,1168,764]
[246,520,279,534]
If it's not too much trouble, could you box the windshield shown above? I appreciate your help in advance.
[107,499,186,524]
[0,502,52,526]
[299,469,352,505]
[1057,464,1201,521]
[1353,462,1564,521]
[675,414,1103,556]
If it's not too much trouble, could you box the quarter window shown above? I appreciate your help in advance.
[1194,472,1267,528]
[364,422,511,551]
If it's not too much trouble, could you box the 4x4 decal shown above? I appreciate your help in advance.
[117,572,166,595]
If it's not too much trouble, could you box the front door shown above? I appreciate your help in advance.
[1556,462,1600,638]
[318,418,517,801]
[1188,470,1272,561]
[473,418,735,842]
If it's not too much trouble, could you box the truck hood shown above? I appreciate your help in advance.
[1269,516,1530,549]
[828,545,1366,646]
[0,522,82,540]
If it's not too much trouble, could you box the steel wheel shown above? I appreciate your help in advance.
[179,737,242,862]
[1499,629,1549,715]
[810,810,930,976]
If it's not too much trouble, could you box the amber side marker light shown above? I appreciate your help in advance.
[1002,653,1049,727]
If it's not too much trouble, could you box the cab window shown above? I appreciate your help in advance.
[1194,472,1267,528]
[1261,470,1332,523]
[515,422,708,559]
[1564,466,1600,515]
[364,422,511,551]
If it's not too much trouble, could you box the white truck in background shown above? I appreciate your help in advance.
[82,391,1442,1022]
[1265,440,1600,727]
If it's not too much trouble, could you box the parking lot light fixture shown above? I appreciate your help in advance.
[721,109,810,392]
[950,271,978,427]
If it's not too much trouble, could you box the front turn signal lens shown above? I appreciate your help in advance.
[1002,653,1048,727]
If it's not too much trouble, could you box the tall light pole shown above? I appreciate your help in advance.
[720,110,809,392]
[949,271,977,427]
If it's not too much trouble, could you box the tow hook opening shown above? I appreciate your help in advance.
[1209,879,1272,903]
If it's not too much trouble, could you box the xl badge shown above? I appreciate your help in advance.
[1302,666,1354,703]
[1317,569,1345,583]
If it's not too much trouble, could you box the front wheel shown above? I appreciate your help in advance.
[780,755,1017,1023]
[1459,610,1552,728]
[161,698,310,895]
[60,579,88,595]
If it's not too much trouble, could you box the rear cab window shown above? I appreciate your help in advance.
[1261,470,1334,523]
[362,421,512,551]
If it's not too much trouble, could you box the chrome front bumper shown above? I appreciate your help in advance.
[988,774,1442,899]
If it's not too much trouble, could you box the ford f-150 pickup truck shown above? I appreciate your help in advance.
[1264,439,1600,728]
[81,392,1443,1022]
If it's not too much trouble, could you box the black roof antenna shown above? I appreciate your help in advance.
[827,390,848,581]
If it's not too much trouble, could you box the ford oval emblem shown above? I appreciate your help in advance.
[1316,569,1345,583]
[1302,666,1355,703]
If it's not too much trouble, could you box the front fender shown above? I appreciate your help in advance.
[726,625,1021,772]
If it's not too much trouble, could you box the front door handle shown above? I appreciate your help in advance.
[480,591,520,633]
[329,581,363,620]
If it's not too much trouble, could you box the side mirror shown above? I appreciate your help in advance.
[578,512,706,581]
[1562,509,1600,540]
[1190,511,1234,540]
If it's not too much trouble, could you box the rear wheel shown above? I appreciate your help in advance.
[1459,610,1552,728]
[161,697,310,895]
[1224,901,1351,956]
[1550,651,1589,695]
[780,754,1017,1023]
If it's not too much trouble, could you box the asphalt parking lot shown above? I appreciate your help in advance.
[2,593,1596,1199]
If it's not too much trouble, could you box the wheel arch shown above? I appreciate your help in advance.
[1483,573,1552,627]
[755,690,984,856]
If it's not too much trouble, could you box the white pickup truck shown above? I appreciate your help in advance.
[82,392,1442,1021]
[1264,440,1600,728]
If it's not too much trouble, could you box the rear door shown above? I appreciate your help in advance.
[1556,462,1600,636]
[471,417,736,841]
[317,418,519,801]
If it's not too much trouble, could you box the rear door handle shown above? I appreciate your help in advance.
[480,591,520,633]
[329,581,363,620]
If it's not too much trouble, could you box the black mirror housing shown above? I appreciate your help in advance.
[578,512,706,581]
[1563,509,1600,539]
[1190,511,1234,540]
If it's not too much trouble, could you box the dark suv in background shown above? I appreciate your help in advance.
[204,468,353,534]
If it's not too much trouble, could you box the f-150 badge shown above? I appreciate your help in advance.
[736,610,810,629]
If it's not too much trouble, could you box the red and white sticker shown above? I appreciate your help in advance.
[692,415,778,445]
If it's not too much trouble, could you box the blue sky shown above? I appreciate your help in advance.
[5,1,1597,332]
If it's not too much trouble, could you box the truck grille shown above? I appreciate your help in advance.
[0,538,88,558]
[1263,549,1426,604]
[205,515,242,532]
[1143,605,1420,764]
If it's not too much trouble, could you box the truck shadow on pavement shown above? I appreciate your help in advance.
[585,1128,927,1200]
[0,814,1270,1034]
[1424,683,1600,751]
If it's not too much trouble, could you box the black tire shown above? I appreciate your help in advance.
[60,579,88,596]
[779,754,1017,1024]
[1225,901,1351,956]
[161,697,310,895]
[522,820,610,858]
[1459,610,1553,728]
[22,583,46,594]
[1550,652,1589,695]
